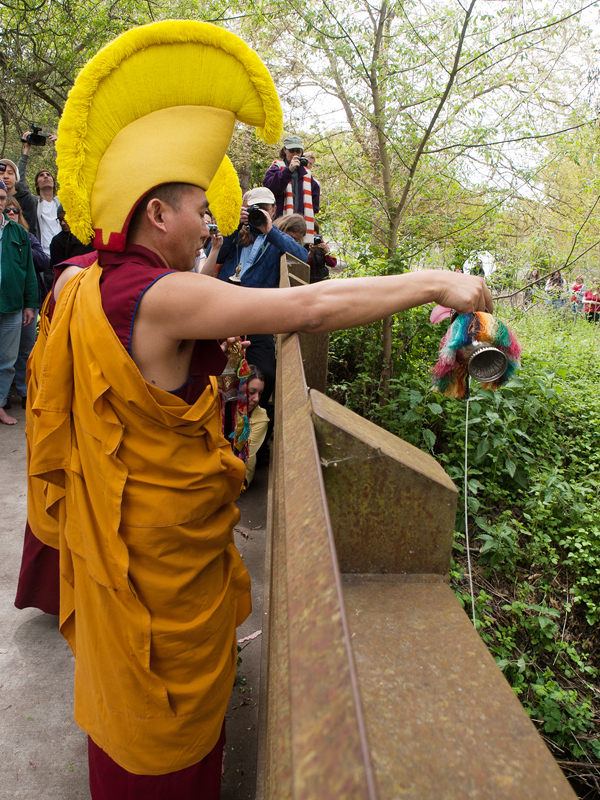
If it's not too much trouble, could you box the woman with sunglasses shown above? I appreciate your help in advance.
[4,197,51,407]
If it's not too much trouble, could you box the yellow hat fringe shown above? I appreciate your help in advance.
[57,20,282,245]
[207,156,242,236]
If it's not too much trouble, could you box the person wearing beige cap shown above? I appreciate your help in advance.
[263,134,320,242]
[214,185,309,408]
[214,185,307,287]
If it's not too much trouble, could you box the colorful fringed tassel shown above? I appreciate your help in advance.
[432,312,521,399]
[229,357,252,461]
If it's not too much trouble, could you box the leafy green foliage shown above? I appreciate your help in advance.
[329,297,600,773]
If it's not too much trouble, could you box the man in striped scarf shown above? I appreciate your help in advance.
[262,135,320,243]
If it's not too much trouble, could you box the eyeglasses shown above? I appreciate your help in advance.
[0,164,6,173]
[5,207,19,215]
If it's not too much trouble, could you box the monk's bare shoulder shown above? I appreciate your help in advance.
[54,265,85,301]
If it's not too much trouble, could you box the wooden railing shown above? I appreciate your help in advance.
[255,254,576,800]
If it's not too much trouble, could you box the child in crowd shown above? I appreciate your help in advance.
[584,280,600,323]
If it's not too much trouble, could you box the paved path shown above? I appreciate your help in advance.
[0,399,267,799]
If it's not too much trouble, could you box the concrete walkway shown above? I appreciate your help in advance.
[0,399,267,799]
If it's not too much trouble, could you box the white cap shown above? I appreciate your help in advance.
[247,187,275,205]
[0,159,20,182]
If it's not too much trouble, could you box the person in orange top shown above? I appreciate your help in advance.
[27,21,493,800]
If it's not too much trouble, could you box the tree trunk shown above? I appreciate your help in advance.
[381,315,393,399]
[239,126,253,194]
[380,219,400,398]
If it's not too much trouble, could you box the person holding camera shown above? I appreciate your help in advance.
[192,212,224,276]
[215,187,307,287]
[214,187,308,410]
[262,135,320,243]
[17,129,61,255]
[307,221,337,283]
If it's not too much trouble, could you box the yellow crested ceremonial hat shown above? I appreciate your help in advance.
[56,20,282,250]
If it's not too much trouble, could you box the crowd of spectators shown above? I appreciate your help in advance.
[523,268,599,321]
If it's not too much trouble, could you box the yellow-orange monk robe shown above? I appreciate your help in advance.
[28,263,251,775]
[26,292,61,550]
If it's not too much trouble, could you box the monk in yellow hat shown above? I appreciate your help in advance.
[26,20,492,799]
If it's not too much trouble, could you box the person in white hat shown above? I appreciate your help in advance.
[214,185,307,287]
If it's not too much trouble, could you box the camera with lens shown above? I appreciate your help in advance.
[299,157,309,168]
[313,235,323,246]
[22,125,50,147]
[247,205,267,227]
[208,224,218,235]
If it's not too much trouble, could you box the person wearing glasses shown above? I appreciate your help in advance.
[0,180,37,425]
[0,158,38,236]
[17,131,61,256]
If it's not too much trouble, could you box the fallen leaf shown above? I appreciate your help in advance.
[67,763,74,772]
[237,630,262,644]
[29,762,36,769]
[251,525,261,530]
[0,649,8,654]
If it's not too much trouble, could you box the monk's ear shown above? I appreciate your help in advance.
[146,198,169,233]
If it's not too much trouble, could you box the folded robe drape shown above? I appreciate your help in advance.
[27,262,251,775]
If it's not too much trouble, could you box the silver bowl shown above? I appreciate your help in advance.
[457,342,508,382]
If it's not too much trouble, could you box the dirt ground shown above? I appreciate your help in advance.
[0,395,267,799]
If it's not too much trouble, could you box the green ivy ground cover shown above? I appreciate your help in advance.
[328,303,600,793]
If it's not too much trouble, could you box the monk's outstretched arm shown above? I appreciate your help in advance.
[139,269,492,342]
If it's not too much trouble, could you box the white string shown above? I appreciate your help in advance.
[464,377,477,627]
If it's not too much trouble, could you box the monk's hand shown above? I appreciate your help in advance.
[23,308,35,326]
[433,272,493,315]
[221,337,251,354]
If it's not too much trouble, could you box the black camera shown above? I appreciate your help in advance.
[313,235,323,245]
[208,224,218,235]
[23,125,50,147]
[247,205,266,227]
[299,157,308,168]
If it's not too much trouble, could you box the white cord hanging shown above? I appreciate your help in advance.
[464,377,477,627]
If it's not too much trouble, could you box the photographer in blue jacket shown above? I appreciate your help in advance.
[215,186,308,416]
[215,187,307,289]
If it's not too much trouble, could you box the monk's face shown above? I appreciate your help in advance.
[164,186,210,271]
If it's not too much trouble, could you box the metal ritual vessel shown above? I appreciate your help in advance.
[457,341,508,383]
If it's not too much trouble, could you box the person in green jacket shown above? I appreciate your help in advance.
[0,180,37,425]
